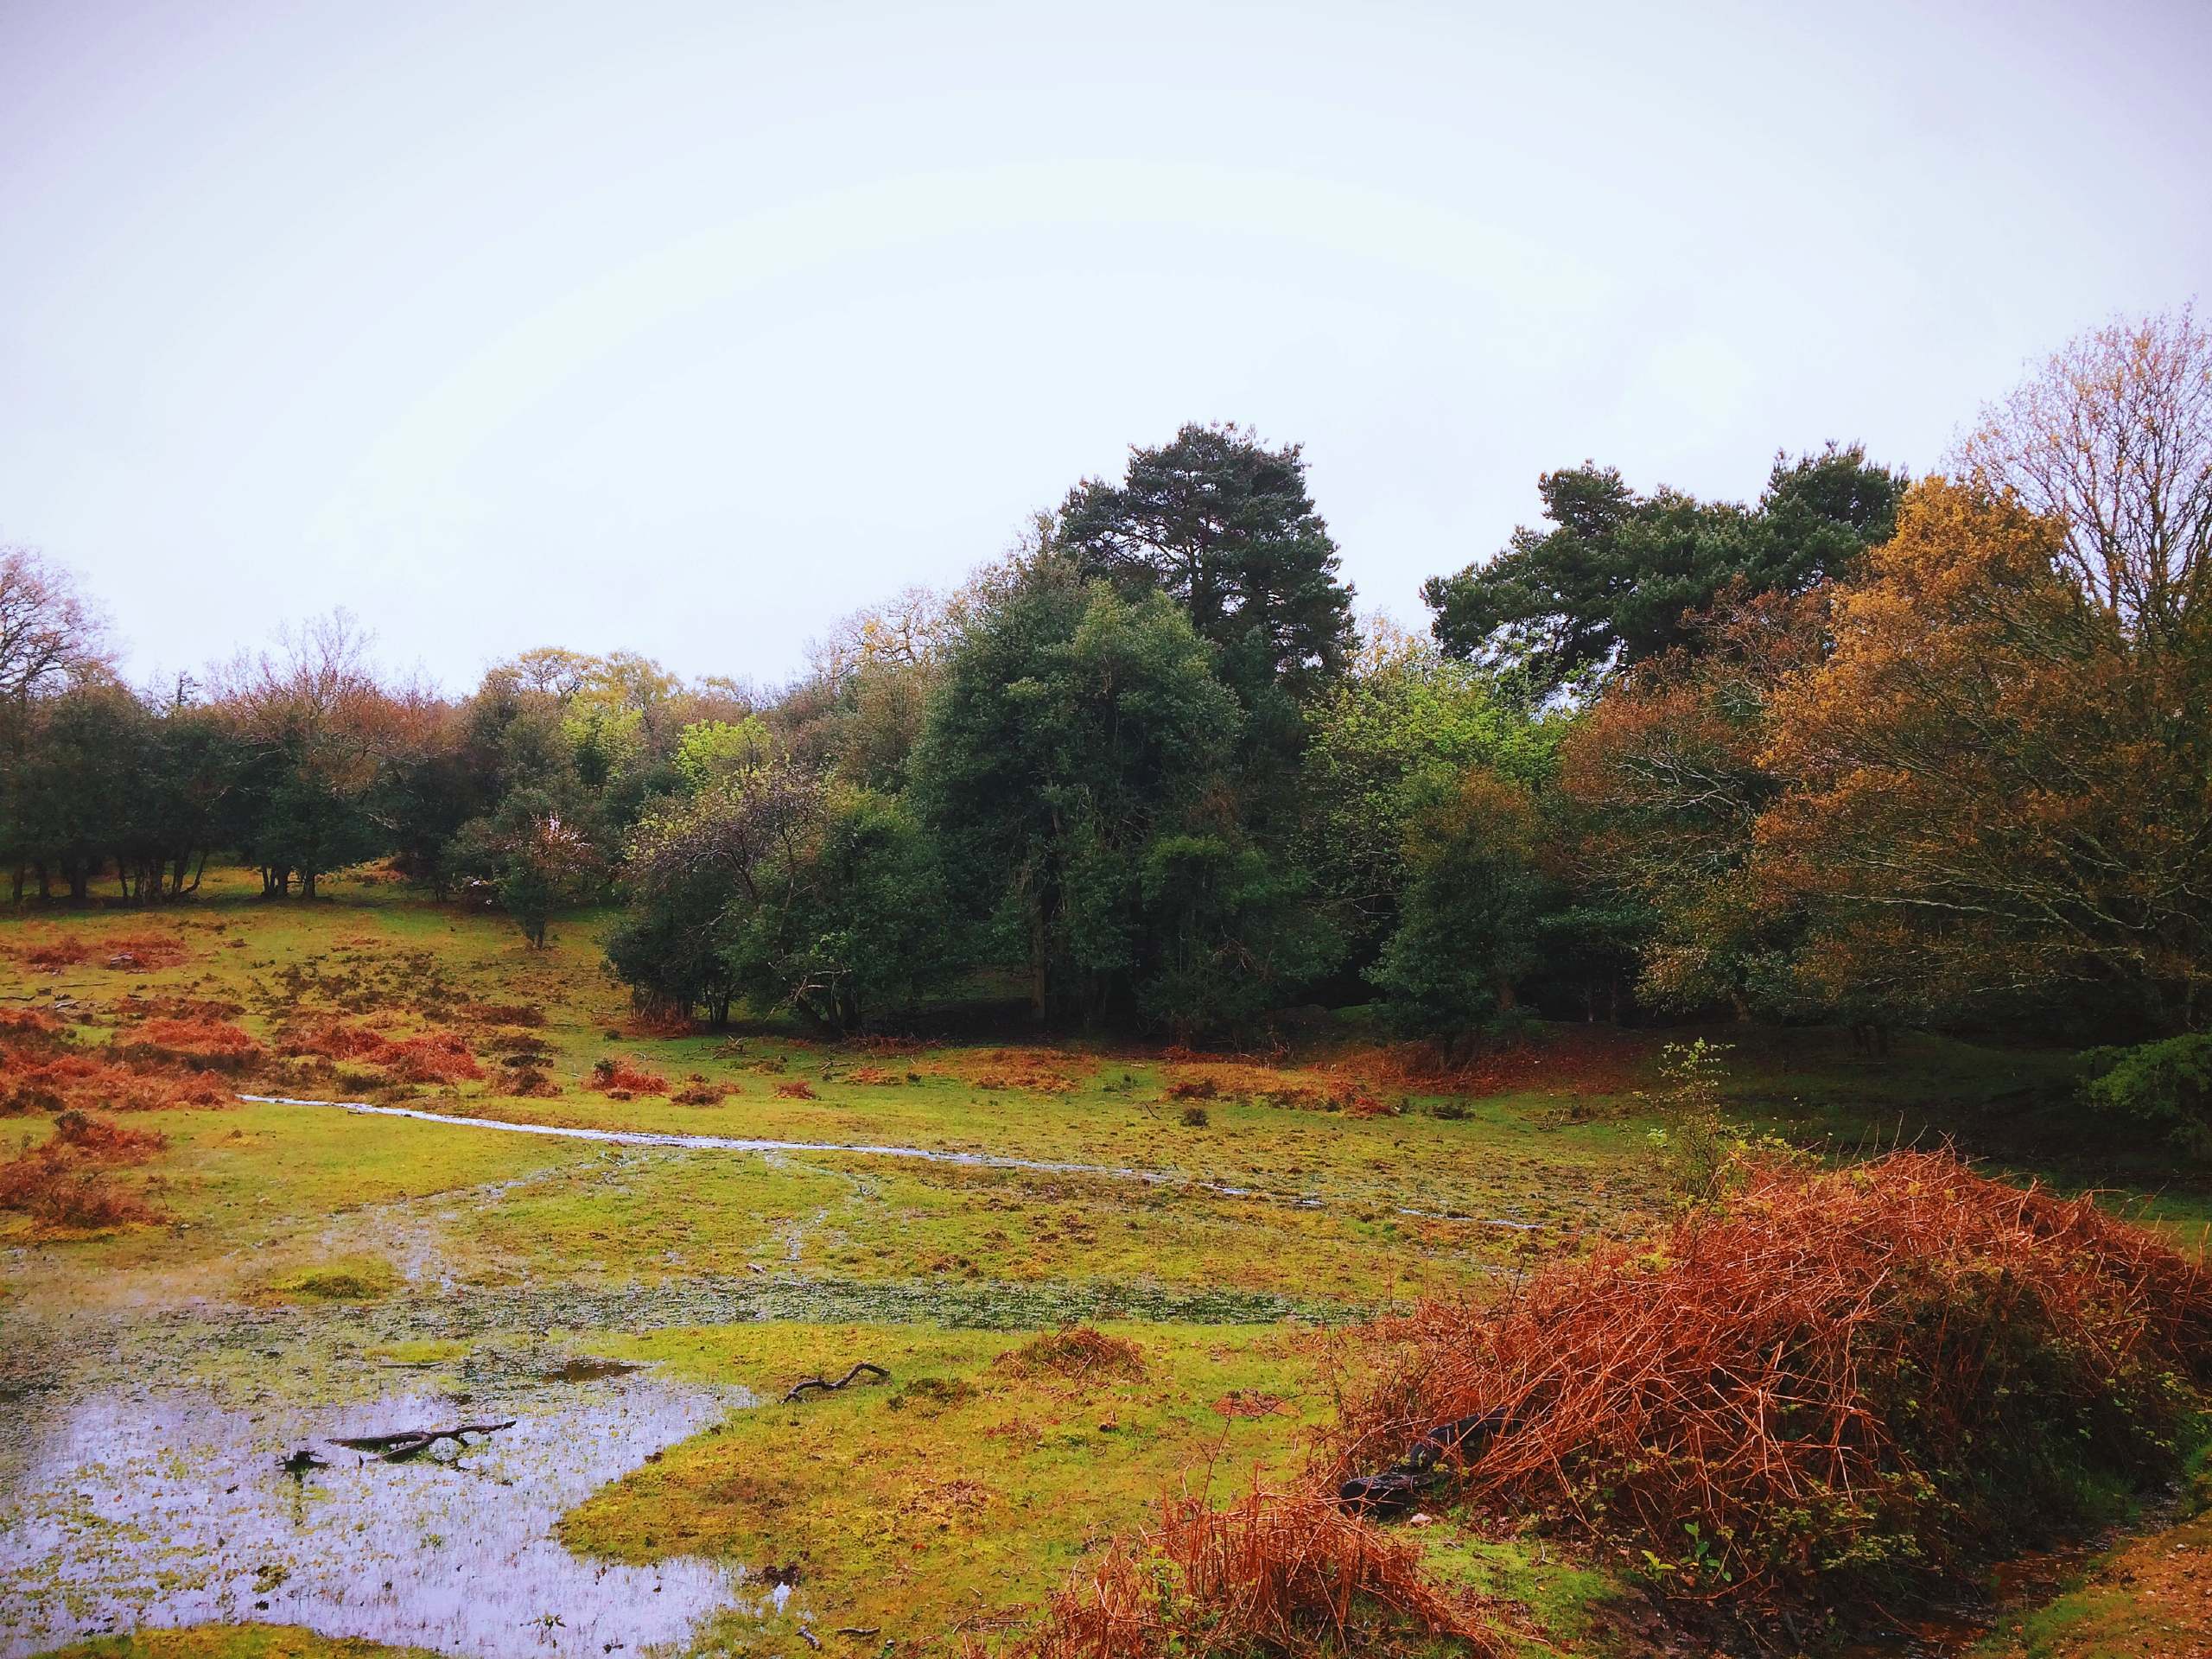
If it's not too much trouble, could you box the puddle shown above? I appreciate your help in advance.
[0,1368,759,1659]
[239,1094,1543,1230]
[541,1357,639,1384]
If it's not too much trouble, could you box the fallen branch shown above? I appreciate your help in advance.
[329,1420,518,1462]
[783,1362,887,1403]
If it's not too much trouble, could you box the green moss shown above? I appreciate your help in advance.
[560,1320,1327,1637]
[1415,1530,1630,1655]
[33,1627,442,1659]
[260,1255,401,1301]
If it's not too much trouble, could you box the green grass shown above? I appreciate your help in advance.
[559,1319,1333,1641]
[9,865,2210,1656]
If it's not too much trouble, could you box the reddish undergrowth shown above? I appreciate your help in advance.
[1339,1029,1649,1099]
[671,1075,734,1105]
[0,1110,168,1230]
[622,1006,698,1038]
[1341,1149,2212,1611]
[1165,1065,1397,1118]
[17,938,89,969]
[589,1058,671,1096]
[49,1109,168,1160]
[929,1047,1092,1094]
[281,1020,483,1084]
[98,930,191,970]
[1,1020,236,1115]
[120,1015,262,1070]
[1014,1490,1509,1659]
[11,928,194,972]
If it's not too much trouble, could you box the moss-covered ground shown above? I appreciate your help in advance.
[5,867,2206,1658]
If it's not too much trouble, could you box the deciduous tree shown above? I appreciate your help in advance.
[1952,303,2212,639]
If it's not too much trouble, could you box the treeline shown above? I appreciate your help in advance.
[3,307,2207,1063]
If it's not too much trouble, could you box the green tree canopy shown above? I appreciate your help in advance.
[912,556,1331,1032]
[1055,423,1356,715]
[1423,444,1905,693]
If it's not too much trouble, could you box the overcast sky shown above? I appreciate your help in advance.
[4,0,2207,693]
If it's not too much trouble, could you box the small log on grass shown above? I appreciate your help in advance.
[782,1363,887,1403]
[329,1420,518,1462]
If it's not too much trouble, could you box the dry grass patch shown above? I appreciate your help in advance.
[999,1326,1147,1383]
[0,1110,168,1231]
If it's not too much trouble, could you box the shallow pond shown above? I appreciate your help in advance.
[0,1364,762,1659]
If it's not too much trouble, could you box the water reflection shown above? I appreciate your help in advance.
[0,1369,756,1658]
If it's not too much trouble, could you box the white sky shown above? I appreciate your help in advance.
[4,0,2208,693]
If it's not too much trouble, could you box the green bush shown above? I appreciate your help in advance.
[2082,1033,2212,1162]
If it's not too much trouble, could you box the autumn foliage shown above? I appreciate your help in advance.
[0,1110,168,1230]
[1758,481,2212,1030]
[1338,1150,2212,1611]
[1019,1489,1509,1659]
[281,1020,483,1084]
[588,1057,671,1096]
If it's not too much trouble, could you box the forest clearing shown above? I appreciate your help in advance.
[6,7,2212,1650]
[4,872,2209,1658]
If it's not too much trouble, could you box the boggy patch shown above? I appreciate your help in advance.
[0,1368,752,1659]
[560,1321,1324,1642]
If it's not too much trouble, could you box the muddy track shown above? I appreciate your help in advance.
[240,1092,1545,1228]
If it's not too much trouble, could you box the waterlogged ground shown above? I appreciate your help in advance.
[4,869,2206,1658]
[0,1351,752,1659]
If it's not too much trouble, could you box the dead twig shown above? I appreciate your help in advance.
[329,1420,518,1462]
[783,1362,888,1403]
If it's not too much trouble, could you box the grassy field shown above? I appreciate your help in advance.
[3,868,2205,1659]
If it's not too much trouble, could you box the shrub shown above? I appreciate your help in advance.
[51,1110,167,1161]
[1023,1490,1510,1659]
[1338,1149,2212,1613]
[381,1033,483,1084]
[588,1057,670,1096]
[2082,1033,2212,1161]
[0,1117,167,1230]
[8,1167,163,1230]
[1637,1038,1740,1206]
[1179,1104,1210,1128]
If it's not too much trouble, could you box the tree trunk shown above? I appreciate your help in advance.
[1027,904,1048,1023]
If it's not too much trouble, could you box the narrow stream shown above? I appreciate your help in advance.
[238,1093,1543,1228]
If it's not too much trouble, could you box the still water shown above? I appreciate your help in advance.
[0,1366,763,1659]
